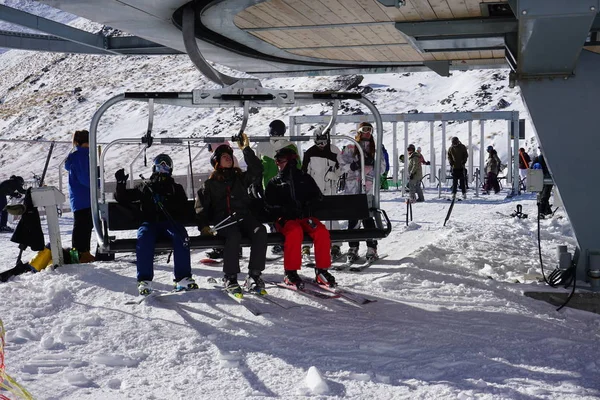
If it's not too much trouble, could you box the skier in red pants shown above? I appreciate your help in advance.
[265,147,336,289]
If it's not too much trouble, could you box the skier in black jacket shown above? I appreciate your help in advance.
[265,147,336,289]
[114,154,197,295]
[0,175,26,232]
[195,134,267,297]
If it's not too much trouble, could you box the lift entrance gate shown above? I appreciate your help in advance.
[290,111,521,196]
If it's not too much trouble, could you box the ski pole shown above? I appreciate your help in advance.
[139,174,190,248]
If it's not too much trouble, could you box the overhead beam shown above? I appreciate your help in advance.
[395,18,517,38]
[0,4,180,55]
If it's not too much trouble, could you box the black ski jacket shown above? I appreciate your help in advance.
[0,178,26,197]
[265,162,323,223]
[114,173,189,223]
[195,147,263,227]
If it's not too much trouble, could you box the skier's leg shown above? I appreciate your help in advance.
[241,215,267,274]
[347,219,360,250]
[136,222,157,282]
[362,218,378,250]
[302,218,331,269]
[451,170,459,194]
[218,223,242,275]
[166,221,192,281]
[278,220,303,271]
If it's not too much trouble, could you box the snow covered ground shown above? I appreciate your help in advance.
[0,15,599,399]
[1,190,599,399]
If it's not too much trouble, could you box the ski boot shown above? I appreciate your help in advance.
[365,247,379,262]
[346,247,359,264]
[330,245,342,260]
[138,281,152,296]
[315,268,336,288]
[271,244,284,255]
[224,274,243,298]
[284,270,304,289]
[206,248,224,259]
[244,272,267,295]
[174,276,199,292]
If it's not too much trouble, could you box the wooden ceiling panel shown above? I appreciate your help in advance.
[356,0,392,21]
[280,0,333,25]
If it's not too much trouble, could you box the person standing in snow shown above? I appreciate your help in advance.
[195,135,268,297]
[447,136,469,199]
[301,126,343,260]
[407,144,424,203]
[380,144,390,190]
[64,130,95,262]
[339,122,385,263]
[416,147,430,165]
[482,146,501,194]
[265,147,336,289]
[531,151,553,216]
[518,148,531,190]
[114,154,197,295]
[255,119,300,256]
[0,175,26,232]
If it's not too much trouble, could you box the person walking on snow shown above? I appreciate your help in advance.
[447,137,469,199]
[195,134,268,297]
[114,154,197,295]
[0,175,26,232]
[483,146,501,194]
[301,126,344,260]
[255,119,300,256]
[518,148,531,190]
[531,151,553,216]
[339,122,385,263]
[64,130,95,262]
[407,144,424,203]
[265,147,336,289]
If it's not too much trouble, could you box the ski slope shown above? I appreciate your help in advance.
[0,188,598,399]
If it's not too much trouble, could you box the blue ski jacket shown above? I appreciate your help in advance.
[65,146,91,212]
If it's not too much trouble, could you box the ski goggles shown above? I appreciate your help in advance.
[275,158,288,165]
[154,160,172,174]
[358,126,373,134]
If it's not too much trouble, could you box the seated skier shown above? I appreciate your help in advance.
[114,154,197,295]
[264,147,336,289]
[195,133,268,297]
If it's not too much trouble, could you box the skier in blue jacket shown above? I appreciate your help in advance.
[64,130,95,262]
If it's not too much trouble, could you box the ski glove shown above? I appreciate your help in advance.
[200,226,215,236]
[237,133,250,150]
[115,168,129,184]
[364,157,374,167]
[350,161,360,171]
[409,174,414,180]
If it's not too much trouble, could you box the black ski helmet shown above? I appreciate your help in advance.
[210,144,234,168]
[269,120,286,137]
[152,154,173,174]
[274,147,298,167]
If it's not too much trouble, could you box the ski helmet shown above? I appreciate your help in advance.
[269,120,286,137]
[274,147,298,167]
[153,154,173,174]
[407,144,415,152]
[210,144,234,169]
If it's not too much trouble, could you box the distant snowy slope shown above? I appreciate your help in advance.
[0,44,536,189]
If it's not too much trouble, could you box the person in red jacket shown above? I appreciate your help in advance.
[265,147,336,289]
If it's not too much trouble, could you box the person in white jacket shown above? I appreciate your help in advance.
[339,122,386,263]
[301,127,343,259]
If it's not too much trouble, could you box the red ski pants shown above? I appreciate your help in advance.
[276,218,331,271]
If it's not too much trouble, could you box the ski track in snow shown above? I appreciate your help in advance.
[0,26,598,399]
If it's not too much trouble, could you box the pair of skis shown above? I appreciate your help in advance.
[272,279,376,305]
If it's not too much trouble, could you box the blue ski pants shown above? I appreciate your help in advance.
[136,221,191,282]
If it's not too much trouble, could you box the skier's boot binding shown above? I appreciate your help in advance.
[330,245,342,260]
[138,280,152,296]
[271,244,284,255]
[315,268,336,287]
[174,276,198,291]
[224,274,243,298]
[245,272,267,295]
[284,270,304,289]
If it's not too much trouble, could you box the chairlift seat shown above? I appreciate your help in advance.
[104,194,390,252]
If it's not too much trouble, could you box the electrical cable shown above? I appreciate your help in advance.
[537,204,576,311]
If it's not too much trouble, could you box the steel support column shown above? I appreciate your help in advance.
[520,49,600,281]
